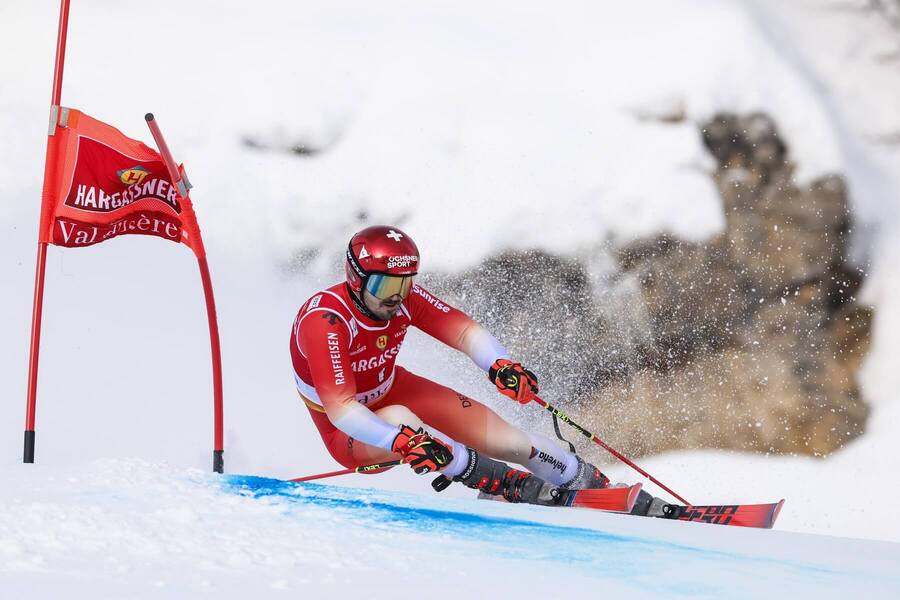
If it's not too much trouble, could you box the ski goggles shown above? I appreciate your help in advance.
[365,273,415,300]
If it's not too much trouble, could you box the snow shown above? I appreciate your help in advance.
[2,0,900,596]
[2,459,898,599]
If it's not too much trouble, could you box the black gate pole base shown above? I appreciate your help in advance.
[213,450,224,474]
[24,430,35,463]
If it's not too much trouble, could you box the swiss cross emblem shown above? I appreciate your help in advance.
[386,230,403,241]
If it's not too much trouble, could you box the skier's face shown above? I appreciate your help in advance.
[362,288,403,321]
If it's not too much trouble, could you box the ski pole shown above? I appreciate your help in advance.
[289,459,402,482]
[531,394,691,505]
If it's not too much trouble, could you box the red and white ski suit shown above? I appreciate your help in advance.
[290,283,579,483]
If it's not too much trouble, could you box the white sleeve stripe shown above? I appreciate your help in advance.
[468,327,510,372]
[293,372,321,402]
[330,406,402,451]
[375,428,400,449]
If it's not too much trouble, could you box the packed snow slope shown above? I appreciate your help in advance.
[1,459,898,599]
[3,3,900,594]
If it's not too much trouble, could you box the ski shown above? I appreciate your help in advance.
[564,483,642,513]
[478,483,642,513]
[663,499,785,529]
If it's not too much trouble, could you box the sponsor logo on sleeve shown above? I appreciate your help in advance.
[411,285,451,313]
[326,332,345,385]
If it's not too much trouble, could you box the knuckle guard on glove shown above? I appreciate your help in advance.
[489,358,539,404]
[391,424,454,474]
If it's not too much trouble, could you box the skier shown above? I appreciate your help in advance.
[290,225,669,515]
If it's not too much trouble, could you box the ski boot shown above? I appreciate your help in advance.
[454,448,565,506]
[560,456,611,490]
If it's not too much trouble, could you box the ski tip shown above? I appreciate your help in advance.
[768,498,786,529]
[626,483,642,513]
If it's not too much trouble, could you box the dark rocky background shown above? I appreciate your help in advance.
[433,113,872,461]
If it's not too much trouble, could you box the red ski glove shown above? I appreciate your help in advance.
[489,359,539,404]
[391,425,454,474]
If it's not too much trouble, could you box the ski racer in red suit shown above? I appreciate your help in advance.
[291,225,666,513]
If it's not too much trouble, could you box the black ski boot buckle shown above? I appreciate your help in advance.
[431,474,453,492]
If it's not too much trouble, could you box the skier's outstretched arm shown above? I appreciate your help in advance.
[405,284,509,371]
[406,285,539,403]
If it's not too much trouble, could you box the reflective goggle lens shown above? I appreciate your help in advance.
[365,274,414,300]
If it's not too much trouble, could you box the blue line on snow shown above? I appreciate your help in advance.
[220,474,872,599]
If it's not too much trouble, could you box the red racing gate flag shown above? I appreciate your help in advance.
[39,108,205,257]
[25,106,224,472]
[25,1,222,473]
